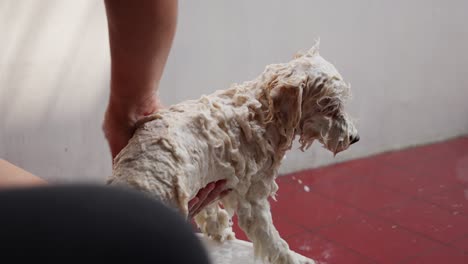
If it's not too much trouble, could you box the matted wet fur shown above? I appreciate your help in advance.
[108,41,358,264]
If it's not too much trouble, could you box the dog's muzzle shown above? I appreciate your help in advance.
[349,134,360,145]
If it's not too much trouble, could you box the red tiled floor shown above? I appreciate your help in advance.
[292,158,399,189]
[365,168,460,197]
[401,244,468,264]
[313,180,410,211]
[424,185,468,216]
[279,192,359,230]
[271,178,308,201]
[370,137,468,169]
[317,214,442,264]
[286,232,375,264]
[404,160,468,189]
[451,235,468,253]
[228,136,468,263]
[376,198,468,243]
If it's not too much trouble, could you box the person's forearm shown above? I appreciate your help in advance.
[0,159,47,188]
[104,0,177,119]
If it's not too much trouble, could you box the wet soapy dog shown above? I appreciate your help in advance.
[108,41,359,264]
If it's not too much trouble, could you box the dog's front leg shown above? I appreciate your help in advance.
[237,195,314,264]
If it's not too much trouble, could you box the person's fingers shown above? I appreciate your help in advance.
[219,188,232,199]
[215,179,227,188]
[203,180,227,205]
[204,188,233,210]
[188,197,199,211]
[189,182,215,217]
[199,182,216,202]
[190,180,228,217]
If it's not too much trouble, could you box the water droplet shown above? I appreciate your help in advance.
[299,245,311,251]
[304,186,310,192]
[392,225,397,229]
[298,179,303,184]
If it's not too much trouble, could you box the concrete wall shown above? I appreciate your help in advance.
[1,0,467,183]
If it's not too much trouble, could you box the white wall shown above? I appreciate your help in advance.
[1,0,467,183]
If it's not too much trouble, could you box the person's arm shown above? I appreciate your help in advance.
[103,0,176,158]
[0,159,47,189]
[102,0,229,217]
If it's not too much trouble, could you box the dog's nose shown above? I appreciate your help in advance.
[349,134,360,144]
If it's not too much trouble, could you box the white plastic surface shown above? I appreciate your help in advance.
[198,234,266,264]
[197,234,315,264]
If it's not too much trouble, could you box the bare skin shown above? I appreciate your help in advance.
[0,160,47,189]
[102,0,227,217]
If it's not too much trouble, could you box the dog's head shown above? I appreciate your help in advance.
[260,41,359,155]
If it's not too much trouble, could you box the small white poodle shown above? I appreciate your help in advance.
[108,41,359,264]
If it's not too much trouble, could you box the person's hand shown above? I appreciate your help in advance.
[103,94,230,219]
[103,94,161,159]
[188,180,231,218]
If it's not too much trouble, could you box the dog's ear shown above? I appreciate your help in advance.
[260,69,304,150]
[270,84,303,131]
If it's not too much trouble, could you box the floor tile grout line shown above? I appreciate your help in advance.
[368,173,457,198]
[296,178,468,234]
[361,177,468,219]
[452,233,468,241]
[397,240,468,264]
[280,196,468,262]
[303,190,468,255]
[348,167,467,213]
[274,138,468,257]
[231,140,468,258]
[448,233,468,250]
[276,184,468,255]
[292,162,464,204]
